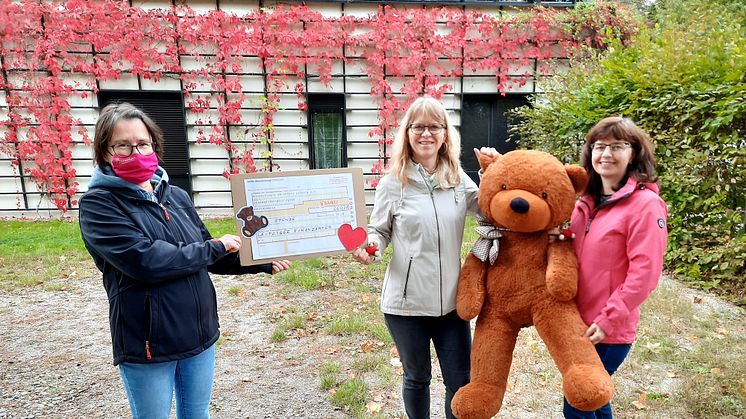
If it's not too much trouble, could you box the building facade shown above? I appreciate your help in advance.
[0,0,613,215]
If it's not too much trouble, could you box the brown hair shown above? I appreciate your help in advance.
[92,102,164,168]
[388,96,462,187]
[581,116,658,199]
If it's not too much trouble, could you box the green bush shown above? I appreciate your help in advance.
[513,0,746,300]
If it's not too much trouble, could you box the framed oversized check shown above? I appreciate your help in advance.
[230,168,367,266]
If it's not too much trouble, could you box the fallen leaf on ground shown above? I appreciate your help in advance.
[365,401,381,414]
[632,394,648,410]
[390,357,402,368]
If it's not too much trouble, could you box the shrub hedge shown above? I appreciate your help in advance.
[513,0,746,303]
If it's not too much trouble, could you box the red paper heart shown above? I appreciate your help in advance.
[337,223,366,251]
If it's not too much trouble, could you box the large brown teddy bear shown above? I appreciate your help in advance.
[451,150,614,419]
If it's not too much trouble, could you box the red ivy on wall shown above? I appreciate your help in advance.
[0,0,637,211]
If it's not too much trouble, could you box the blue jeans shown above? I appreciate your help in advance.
[119,343,215,419]
[563,343,632,419]
[384,310,471,419]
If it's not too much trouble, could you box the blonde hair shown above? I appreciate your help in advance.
[388,96,462,187]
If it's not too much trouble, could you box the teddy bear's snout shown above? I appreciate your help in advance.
[510,197,530,214]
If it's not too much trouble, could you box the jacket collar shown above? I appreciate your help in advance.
[406,160,441,189]
[580,177,660,210]
[88,164,170,203]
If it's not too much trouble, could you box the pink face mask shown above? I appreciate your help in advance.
[111,152,159,184]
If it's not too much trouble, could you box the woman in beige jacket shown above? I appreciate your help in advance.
[351,96,493,419]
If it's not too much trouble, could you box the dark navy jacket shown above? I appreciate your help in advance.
[79,165,271,365]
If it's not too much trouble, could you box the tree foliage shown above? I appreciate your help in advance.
[514,0,746,298]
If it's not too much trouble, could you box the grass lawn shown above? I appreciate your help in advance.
[0,217,243,289]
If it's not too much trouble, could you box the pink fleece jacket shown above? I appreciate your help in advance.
[570,177,668,344]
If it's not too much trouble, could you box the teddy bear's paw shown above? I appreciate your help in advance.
[563,364,615,411]
[451,382,504,419]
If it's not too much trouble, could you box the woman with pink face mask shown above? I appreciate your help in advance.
[79,102,291,419]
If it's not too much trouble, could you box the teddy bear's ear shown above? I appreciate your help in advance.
[565,165,589,194]
[477,152,501,172]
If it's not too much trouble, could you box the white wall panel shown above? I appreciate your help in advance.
[190,142,232,158]
[462,77,499,93]
[272,126,307,143]
[98,74,140,90]
[346,94,377,109]
[307,60,344,76]
[192,175,231,191]
[272,110,306,126]
[272,159,309,171]
[217,0,260,14]
[71,161,94,177]
[0,160,19,176]
[68,108,99,125]
[272,143,307,159]
[0,177,22,193]
[68,93,97,108]
[71,144,93,159]
[141,76,181,91]
[0,193,25,210]
[307,77,344,93]
[346,142,379,158]
[343,78,372,94]
[193,191,232,208]
[503,77,535,94]
[190,160,229,175]
[346,110,379,126]
[237,75,265,92]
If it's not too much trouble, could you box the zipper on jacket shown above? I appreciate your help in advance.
[583,190,634,233]
[144,294,152,361]
[403,257,413,299]
[418,168,444,315]
[160,203,170,221]
[187,277,204,344]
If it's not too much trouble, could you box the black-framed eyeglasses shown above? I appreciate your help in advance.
[110,142,154,157]
[408,124,444,135]
[591,142,631,153]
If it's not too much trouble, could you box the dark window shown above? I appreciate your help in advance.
[460,94,530,183]
[308,94,346,169]
[97,91,192,195]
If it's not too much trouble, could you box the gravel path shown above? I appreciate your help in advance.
[0,273,742,418]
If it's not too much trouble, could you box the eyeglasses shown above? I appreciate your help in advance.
[408,124,444,135]
[591,142,631,153]
[110,141,154,157]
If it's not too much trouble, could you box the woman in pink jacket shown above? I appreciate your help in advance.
[565,117,668,419]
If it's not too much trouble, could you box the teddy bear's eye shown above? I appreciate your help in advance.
[541,192,548,199]
[501,184,508,190]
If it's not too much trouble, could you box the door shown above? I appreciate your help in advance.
[460,94,530,183]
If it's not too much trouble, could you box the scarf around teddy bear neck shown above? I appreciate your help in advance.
[471,215,505,265]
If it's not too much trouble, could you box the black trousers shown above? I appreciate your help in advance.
[384,310,471,419]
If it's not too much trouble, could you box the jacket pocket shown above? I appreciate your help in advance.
[402,256,413,300]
